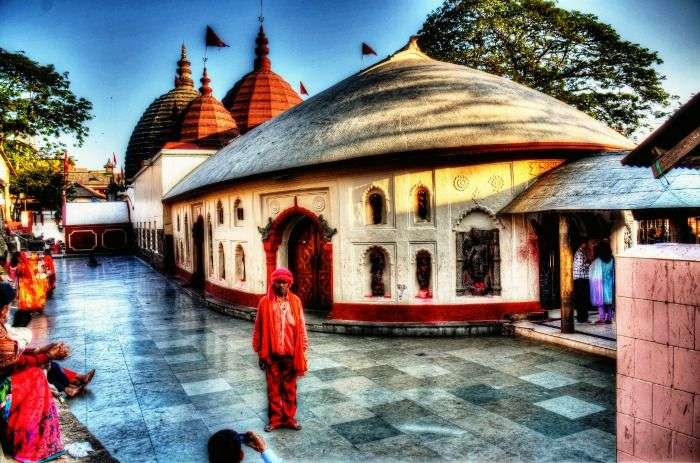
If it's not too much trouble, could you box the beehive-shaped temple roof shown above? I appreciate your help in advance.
[165,37,633,200]
[221,26,301,133]
[179,68,239,148]
[124,45,198,179]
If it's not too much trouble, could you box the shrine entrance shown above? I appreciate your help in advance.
[286,216,331,311]
[261,207,335,313]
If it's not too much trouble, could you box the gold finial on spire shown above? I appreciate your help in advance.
[175,43,194,88]
[199,67,212,97]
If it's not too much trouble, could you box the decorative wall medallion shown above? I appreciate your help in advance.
[269,200,280,215]
[488,175,504,192]
[453,175,469,191]
[312,195,326,212]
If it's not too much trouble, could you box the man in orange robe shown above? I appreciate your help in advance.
[252,267,308,432]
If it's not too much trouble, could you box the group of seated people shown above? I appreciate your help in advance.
[0,282,94,462]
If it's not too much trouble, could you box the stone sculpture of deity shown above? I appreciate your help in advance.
[368,192,384,225]
[416,188,429,221]
[415,250,432,298]
[369,248,386,297]
[462,229,492,296]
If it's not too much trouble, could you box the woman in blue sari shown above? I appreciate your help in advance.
[589,240,615,324]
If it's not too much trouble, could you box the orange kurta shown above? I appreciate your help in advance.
[17,254,46,312]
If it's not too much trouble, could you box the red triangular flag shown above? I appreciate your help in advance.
[361,42,377,56]
[206,26,229,48]
[299,81,308,96]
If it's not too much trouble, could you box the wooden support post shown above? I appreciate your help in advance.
[559,214,575,333]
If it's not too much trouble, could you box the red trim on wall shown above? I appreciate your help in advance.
[205,281,264,308]
[328,300,543,324]
[64,224,131,254]
[175,267,193,282]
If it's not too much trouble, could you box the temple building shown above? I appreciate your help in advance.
[161,37,644,323]
[127,25,300,269]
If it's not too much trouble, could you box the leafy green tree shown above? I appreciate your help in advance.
[0,48,92,152]
[418,0,674,135]
[8,154,74,221]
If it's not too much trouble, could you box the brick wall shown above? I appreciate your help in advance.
[616,246,700,462]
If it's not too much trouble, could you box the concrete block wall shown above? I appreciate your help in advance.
[616,245,700,462]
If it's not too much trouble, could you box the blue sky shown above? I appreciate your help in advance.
[1,0,698,169]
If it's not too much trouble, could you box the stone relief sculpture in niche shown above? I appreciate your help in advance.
[416,187,430,222]
[368,192,384,225]
[368,247,386,297]
[415,250,432,298]
[235,245,246,282]
[456,228,501,296]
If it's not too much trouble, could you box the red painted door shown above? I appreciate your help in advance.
[288,217,331,311]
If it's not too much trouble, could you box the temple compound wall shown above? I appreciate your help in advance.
[170,157,565,322]
[616,244,700,462]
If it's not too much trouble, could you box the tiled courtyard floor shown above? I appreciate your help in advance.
[29,256,616,462]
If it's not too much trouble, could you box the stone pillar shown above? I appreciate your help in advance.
[616,245,700,462]
[559,214,574,333]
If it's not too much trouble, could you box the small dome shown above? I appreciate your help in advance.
[179,68,239,148]
[221,26,301,133]
[124,44,198,179]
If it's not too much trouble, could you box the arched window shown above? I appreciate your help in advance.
[216,200,224,225]
[207,214,213,275]
[366,246,390,297]
[415,186,430,222]
[147,221,151,249]
[176,214,180,232]
[233,198,244,225]
[218,242,226,279]
[366,187,387,225]
[415,250,433,298]
[175,239,180,263]
[235,244,246,282]
[455,210,501,296]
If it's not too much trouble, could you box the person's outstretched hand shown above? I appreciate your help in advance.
[245,432,267,453]
[47,342,70,360]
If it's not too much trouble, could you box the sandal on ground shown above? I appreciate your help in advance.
[286,421,302,431]
[78,369,96,386]
[64,384,85,398]
[264,424,277,432]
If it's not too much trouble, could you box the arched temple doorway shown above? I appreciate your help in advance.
[192,213,205,290]
[261,207,334,312]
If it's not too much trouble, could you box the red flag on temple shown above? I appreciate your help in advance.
[361,42,377,56]
[206,26,229,47]
[299,81,308,96]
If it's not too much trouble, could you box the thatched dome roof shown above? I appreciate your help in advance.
[124,45,197,180]
[164,37,633,200]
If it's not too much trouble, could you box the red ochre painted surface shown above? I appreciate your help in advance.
[64,224,131,254]
[616,255,700,463]
[205,281,264,309]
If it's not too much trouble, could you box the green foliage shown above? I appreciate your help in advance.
[0,48,92,149]
[8,152,72,217]
[418,0,674,136]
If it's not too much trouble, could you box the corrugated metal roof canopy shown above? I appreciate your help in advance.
[164,38,632,201]
[502,153,700,213]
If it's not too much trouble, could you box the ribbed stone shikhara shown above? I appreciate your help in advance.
[124,44,198,179]
[179,67,239,148]
[221,26,302,134]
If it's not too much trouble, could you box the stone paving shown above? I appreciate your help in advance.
[29,256,616,462]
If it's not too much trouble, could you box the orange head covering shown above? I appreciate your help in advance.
[268,267,293,300]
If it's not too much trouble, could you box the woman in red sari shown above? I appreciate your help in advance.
[43,249,56,296]
[0,282,64,462]
[16,252,47,313]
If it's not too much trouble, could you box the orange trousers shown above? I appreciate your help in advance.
[265,355,298,427]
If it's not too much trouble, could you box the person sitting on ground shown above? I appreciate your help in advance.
[43,248,56,296]
[0,283,65,462]
[0,284,96,397]
[208,429,277,463]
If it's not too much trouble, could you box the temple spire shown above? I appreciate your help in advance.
[199,67,212,97]
[254,25,271,71]
[175,43,194,88]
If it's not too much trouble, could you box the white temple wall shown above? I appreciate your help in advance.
[170,158,563,305]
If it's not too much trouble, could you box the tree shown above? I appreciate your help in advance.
[418,0,674,136]
[0,47,92,161]
[8,153,74,221]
